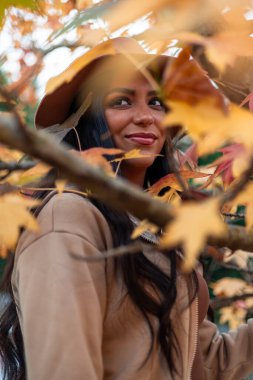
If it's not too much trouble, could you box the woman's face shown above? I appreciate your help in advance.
[103,70,166,184]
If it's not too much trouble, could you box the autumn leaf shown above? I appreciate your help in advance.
[176,143,198,171]
[6,161,51,186]
[164,101,253,155]
[203,144,249,188]
[77,147,123,174]
[224,249,253,270]
[219,306,246,330]
[160,198,226,271]
[148,170,210,195]
[111,148,161,163]
[0,193,39,257]
[0,0,39,27]
[162,48,226,111]
[0,145,23,162]
[55,179,67,195]
[131,219,159,239]
[212,278,250,297]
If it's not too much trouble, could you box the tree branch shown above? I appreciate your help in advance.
[1,113,253,252]
[211,293,253,310]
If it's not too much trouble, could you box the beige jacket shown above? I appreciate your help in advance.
[11,193,253,380]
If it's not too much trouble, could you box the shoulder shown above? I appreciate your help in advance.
[16,192,113,254]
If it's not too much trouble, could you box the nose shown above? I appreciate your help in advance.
[133,104,154,126]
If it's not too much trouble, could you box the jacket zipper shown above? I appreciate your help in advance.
[188,296,199,380]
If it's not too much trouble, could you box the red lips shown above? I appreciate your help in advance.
[125,133,157,146]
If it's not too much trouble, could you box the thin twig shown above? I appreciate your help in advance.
[211,293,253,310]
[70,240,154,262]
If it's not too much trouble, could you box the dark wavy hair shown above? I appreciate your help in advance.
[0,76,197,380]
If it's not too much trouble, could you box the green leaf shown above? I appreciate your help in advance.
[0,0,39,28]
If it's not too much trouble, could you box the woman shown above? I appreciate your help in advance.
[1,37,253,380]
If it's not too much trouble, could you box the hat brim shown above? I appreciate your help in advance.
[35,39,172,129]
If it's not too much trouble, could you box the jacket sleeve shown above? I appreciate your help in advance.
[12,194,112,380]
[200,317,253,380]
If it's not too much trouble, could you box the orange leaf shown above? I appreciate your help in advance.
[78,147,122,174]
[163,48,227,111]
[0,193,39,257]
[148,170,210,195]
[160,198,226,271]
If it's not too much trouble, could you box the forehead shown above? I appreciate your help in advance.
[105,70,155,92]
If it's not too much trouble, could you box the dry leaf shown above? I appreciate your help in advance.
[160,198,226,271]
[148,170,210,195]
[212,278,249,297]
[111,148,160,163]
[7,162,51,186]
[55,179,67,195]
[0,193,39,257]
[163,48,226,110]
[0,145,23,162]
[78,147,122,174]
[164,101,253,155]
[219,306,247,330]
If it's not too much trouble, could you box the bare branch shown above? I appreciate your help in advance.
[211,293,253,310]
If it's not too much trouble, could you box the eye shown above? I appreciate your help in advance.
[108,96,131,107]
[149,97,165,110]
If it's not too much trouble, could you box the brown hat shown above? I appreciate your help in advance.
[35,37,172,129]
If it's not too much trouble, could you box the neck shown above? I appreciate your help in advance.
[121,164,146,187]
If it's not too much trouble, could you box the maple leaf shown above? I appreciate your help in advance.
[0,145,23,162]
[131,219,159,240]
[212,278,249,298]
[164,101,253,156]
[111,148,161,163]
[0,193,39,257]
[176,143,198,171]
[7,161,51,186]
[148,170,210,195]
[160,198,226,271]
[203,144,248,188]
[162,48,226,110]
[219,306,247,330]
[78,147,122,174]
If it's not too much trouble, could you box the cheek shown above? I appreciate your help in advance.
[104,110,129,136]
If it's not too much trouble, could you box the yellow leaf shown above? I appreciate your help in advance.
[112,148,160,163]
[164,101,253,155]
[148,170,210,195]
[219,306,246,330]
[0,193,39,256]
[0,145,23,162]
[7,162,51,186]
[55,179,67,195]
[211,278,248,297]
[160,198,226,271]
[131,219,159,240]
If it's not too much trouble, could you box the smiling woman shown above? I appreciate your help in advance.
[103,72,166,185]
[2,37,253,380]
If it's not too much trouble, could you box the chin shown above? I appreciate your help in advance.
[123,158,156,170]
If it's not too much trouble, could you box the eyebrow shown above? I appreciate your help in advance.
[106,88,158,96]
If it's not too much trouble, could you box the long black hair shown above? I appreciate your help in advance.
[0,72,196,380]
